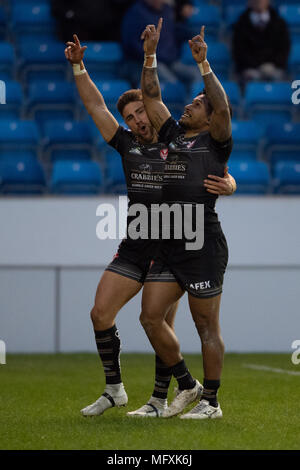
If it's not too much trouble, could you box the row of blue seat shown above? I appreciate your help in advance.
[1,114,300,147]
[0,153,299,195]
[1,78,297,122]
[1,37,300,86]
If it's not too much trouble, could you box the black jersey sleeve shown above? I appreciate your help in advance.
[208,134,233,163]
[108,125,134,156]
[158,117,183,145]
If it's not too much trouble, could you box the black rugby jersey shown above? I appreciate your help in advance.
[109,125,168,207]
[159,117,233,235]
[108,125,169,241]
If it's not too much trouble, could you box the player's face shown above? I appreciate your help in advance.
[179,94,210,130]
[122,101,156,144]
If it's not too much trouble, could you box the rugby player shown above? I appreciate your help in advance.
[135,19,233,419]
[65,34,236,418]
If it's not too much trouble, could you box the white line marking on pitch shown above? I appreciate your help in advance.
[243,364,300,376]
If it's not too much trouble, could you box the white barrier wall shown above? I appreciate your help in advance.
[0,196,299,353]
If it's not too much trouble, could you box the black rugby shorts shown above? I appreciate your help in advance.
[144,233,228,298]
[105,238,159,284]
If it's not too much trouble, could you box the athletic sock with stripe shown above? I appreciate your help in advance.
[152,355,172,399]
[94,325,122,385]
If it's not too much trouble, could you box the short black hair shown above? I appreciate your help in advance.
[198,89,233,118]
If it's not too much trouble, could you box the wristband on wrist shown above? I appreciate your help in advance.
[73,63,87,76]
[144,53,157,68]
[198,61,212,76]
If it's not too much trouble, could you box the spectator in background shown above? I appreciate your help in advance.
[174,0,196,46]
[232,0,290,84]
[51,0,134,42]
[120,0,199,88]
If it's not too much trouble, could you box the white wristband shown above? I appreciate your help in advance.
[144,53,157,68]
[73,63,87,76]
[198,62,212,76]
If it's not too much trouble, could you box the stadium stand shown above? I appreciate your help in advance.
[51,160,103,195]
[0,0,299,195]
[0,152,46,194]
[273,160,300,194]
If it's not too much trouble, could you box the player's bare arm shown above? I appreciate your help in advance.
[204,167,237,196]
[189,26,231,142]
[65,34,118,142]
[141,18,171,132]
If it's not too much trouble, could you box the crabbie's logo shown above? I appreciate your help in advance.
[160,148,168,160]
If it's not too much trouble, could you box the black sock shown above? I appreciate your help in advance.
[172,359,196,390]
[152,355,172,400]
[202,379,220,407]
[94,325,121,385]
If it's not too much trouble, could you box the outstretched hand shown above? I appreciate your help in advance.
[65,34,87,64]
[188,25,207,64]
[141,17,163,55]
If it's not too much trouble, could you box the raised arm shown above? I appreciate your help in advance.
[65,34,119,142]
[140,18,171,133]
[188,27,231,142]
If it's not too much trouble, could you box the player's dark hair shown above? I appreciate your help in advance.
[117,89,143,116]
[198,89,233,118]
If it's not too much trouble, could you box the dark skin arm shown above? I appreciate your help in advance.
[189,26,232,142]
[140,18,171,133]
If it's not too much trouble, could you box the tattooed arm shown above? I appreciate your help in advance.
[189,26,231,142]
[140,19,171,133]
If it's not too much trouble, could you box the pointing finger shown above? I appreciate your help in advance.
[157,17,163,33]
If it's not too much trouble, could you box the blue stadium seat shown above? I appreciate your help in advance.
[229,150,258,161]
[0,153,46,194]
[11,3,55,35]
[0,42,16,79]
[231,120,264,151]
[0,80,23,119]
[18,40,67,82]
[49,150,92,162]
[105,150,126,194]
[93,79,131,110]
[186,4,221,40]
[244,82,293,124]
[26,80,76,124]
[181,42,230,80]
[42,119,94,160]
[229,160,270,194]
[0,119,40,150]
[51,160,103,194]
[84,42,124,79]
[160,81,186,117]
[289,42,300,76]
[273,160,300,194]
[264,122,300,164]
[278,5,300,40]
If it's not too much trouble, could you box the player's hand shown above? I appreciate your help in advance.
[188,26,207,64]
[141,17,163,55]
[65,34,87,64]
[204,167,235,196]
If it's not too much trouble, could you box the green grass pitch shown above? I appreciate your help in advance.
[0,353,299,450]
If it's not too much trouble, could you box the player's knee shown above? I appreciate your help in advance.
[139,309,160,333]
[90,304,113,329]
